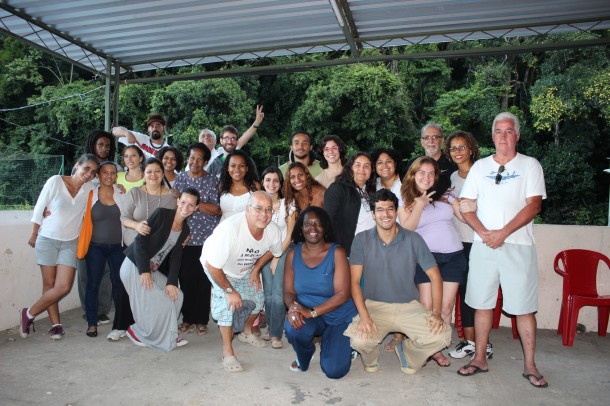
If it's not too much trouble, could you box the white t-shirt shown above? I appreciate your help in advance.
[31,175,94,241]
[201,213,283,279]
[460,153,546,245]
[118,130,168,159]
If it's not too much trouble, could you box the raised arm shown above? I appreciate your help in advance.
[111,126,137,144]
[237,105,264,149]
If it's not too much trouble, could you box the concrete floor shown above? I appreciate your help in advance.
[1,308,609,406]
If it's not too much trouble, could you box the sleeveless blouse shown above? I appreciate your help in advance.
[292,243,357,325]
[220,191,251,222]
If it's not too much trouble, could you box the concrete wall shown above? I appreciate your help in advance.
[0,211,81,331]
[1,211,609,333]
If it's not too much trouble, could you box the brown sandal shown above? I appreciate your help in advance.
[178,322,193,333]
[196,324,208,336]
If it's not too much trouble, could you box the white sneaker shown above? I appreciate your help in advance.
[176,337,188,347]
[107,329,126,341]
[449,340,475,359]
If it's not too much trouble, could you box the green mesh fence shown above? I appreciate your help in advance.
[0,154,64,209]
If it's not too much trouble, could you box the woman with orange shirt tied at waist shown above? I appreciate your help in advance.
[117,145,145,192]
[84,161,125,338]
[20,154,99,340]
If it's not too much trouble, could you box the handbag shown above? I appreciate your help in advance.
[76,190,94,259]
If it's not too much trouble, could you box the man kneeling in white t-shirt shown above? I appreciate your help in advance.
[201,191,283,372]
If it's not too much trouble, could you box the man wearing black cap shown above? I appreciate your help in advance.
[112,114,169,159]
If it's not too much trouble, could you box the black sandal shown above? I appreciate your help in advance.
[86,327,98,337]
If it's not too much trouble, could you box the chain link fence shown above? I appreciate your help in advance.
[0,154,64,209]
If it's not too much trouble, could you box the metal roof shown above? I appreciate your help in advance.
[1,0,610,79]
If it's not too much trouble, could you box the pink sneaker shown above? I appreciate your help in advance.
[126,326,146,347]
[19,308,35,339]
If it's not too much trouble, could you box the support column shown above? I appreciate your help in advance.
[104,59,111,131]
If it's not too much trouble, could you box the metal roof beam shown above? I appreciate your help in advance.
[330,0,361,57]
[0,2,128,76]
[123,37,610,84]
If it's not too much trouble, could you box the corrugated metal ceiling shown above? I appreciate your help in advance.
[1,0,609,77]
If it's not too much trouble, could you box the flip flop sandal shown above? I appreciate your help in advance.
[271,339,283,349]
[223,355,244,372]
[522,373,549,388]
[457,363,489,376]
[428,352,451,367]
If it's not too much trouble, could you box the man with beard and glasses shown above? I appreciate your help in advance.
[198,105,265,172]
[207,123,263,178]
[406,122,457,180]
[279,130,323,178]
[112,114,170,159]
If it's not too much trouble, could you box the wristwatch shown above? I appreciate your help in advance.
[310,308,318,318]
[225,287,233,294]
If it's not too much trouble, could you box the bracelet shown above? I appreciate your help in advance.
[252,124,259,129]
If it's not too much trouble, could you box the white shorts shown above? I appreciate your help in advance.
[465,241,538,315]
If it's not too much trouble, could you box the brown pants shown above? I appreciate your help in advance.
[345,299,451,372]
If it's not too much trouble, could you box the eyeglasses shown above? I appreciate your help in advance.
[449,145,469,153]
[303,221,323,228]
[222,136,237,142]
[421,135,442,141]
[322,146,339,153]
[249,205,273,214]
[495,165,505,185]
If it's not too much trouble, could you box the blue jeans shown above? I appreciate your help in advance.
[261,251,287,338]
[285,317,353,379]
[85,242,124,327]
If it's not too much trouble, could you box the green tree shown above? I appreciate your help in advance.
[292,64,416,154]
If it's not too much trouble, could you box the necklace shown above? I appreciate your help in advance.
[272,200,281,224]
[145,185,162,218]
[148,140,164,151]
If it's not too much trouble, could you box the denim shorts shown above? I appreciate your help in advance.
[35,235,78,268]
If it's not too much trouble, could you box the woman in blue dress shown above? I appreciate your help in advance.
[284,206,357,379]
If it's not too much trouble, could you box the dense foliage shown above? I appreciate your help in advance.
[0,34,608,224]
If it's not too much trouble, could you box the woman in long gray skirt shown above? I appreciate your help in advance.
[120,188,200,352]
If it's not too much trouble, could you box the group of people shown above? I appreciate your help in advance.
[19,109,548,388]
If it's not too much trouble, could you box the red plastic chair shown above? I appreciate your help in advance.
[554,249,610,346]
[454,287,518,339]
